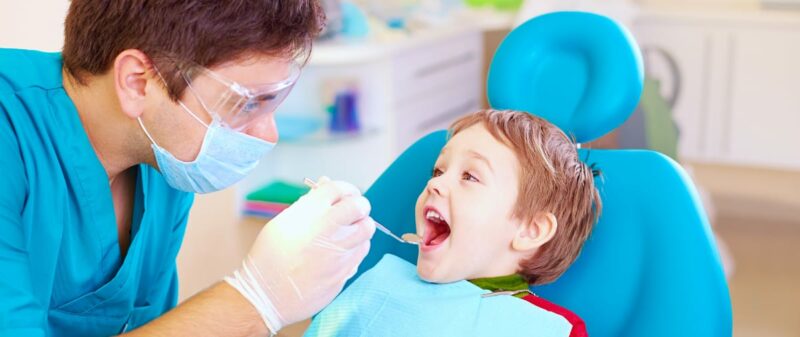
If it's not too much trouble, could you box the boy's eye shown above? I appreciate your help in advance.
[432,168,444,177]
[462,171,479,182]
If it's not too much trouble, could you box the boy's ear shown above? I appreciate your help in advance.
[512,212,558,252]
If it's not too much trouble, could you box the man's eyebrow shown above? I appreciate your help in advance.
[255,93,277,101]
[467,150,493,173]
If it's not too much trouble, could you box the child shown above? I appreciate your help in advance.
[304,109,601,337]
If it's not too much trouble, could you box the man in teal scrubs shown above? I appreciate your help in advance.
[0,1,376,336]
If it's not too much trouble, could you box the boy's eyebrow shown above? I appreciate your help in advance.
[468,150,494,173]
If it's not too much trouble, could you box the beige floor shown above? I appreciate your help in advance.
[716,212,800,337]
[690,163,800,336]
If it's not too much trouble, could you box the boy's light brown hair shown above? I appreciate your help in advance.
[450,109,601,285]
[62,0,324,100]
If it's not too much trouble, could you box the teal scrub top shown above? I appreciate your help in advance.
[0,48,195,336]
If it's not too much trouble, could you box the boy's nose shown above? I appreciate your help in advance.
[427,176,448,197]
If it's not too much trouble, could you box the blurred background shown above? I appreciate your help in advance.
[2,0,798,336]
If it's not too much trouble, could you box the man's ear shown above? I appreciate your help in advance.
[512,212,558,252]
[113,49,154,119]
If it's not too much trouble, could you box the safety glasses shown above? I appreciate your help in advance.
[179,62,301,131]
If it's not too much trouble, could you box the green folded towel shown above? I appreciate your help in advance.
[246,180,310,204]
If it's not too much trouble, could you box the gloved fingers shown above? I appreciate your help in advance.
[327,216,376,250]
[311,205,371,254]
[311,178,362,205]
[351,241,370,277]
[322,195,371,233]
[333,241,370,283]
[311,236,349,253]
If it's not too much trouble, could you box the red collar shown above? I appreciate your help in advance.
[521,294,588,337]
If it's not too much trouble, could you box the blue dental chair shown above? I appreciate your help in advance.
[357,12,732,337]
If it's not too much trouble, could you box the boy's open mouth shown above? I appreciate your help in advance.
[423,207,451,248]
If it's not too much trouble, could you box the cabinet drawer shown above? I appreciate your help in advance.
[392,30,482,102]
[727,28,800,170]
[393,75,482,151]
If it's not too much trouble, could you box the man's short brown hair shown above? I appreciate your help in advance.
[450,109,601,285]
[63,0,324,100]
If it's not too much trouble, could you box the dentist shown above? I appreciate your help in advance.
[0,1,375,336]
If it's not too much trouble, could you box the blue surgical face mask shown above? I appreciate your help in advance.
[138,101,275,194]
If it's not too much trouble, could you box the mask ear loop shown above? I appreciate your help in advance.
[140,64,212,150]
[136,64,167,148]
[153,64,212,128]
[180,69,223,128]
[137,117,160,148]
[177,100,210,128]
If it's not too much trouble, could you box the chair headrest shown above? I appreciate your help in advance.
[487,11,644,143]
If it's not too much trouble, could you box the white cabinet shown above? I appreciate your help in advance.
[391,28,483,150]
[237,27,483,195]
[727,28,800,168]
[633,22,713,160]
[633,10,800,170]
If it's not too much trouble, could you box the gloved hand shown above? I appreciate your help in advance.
[225,177,376,335]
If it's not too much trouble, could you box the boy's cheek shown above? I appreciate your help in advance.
[414,192,428,229]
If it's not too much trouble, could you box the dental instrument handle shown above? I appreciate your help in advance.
[375,222,407,243]
[302,178,418,245]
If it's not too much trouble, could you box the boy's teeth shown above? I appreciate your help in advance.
[426,210,443,221]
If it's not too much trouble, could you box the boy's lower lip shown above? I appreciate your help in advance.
[420,243,439,253]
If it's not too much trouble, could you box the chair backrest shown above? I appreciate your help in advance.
[358,11,732,337]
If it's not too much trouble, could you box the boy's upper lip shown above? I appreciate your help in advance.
[422,203,450,226]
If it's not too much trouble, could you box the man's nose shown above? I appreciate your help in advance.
[243,114,279,143]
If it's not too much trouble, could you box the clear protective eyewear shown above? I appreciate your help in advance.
[179,62,301,131]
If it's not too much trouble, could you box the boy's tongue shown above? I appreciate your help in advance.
[424,218,451,246]
[428,231,449,245]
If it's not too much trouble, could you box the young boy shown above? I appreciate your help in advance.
[304,109,601,337]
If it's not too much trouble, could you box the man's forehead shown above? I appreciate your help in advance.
[211,56,294,85]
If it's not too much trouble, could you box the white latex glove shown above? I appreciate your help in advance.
[225,177,376,335]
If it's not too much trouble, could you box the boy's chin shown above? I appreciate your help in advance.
[416,263,458,284]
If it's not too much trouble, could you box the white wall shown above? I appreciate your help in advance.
[2,0,760,50]
[0,1,69,51]
[634,0,760,8]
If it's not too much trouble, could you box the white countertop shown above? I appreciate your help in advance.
[637,4,800,26]
[309,2,800,67]
[309,23,480,66]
